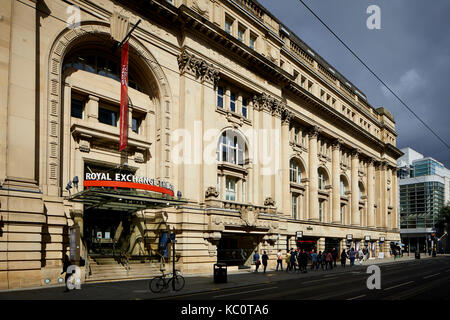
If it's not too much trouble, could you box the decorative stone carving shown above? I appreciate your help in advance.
[264,197,276,207]
[281,108,293,125]
[110,11,130,42]
[253,93,287,117]
[191,0,210,18]
[332,138,344,150]
[308,125,321,139]
[205,186,219,198]
[351,148,361,158]
[178,51,220,87]
[240,207,257,227]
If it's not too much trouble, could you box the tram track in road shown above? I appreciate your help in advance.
[151,257,450,300]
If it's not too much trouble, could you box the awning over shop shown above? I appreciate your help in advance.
[67,187,188,213]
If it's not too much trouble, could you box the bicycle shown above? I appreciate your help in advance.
[149,269,185,293]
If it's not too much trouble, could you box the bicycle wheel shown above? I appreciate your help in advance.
[169,275,185,291]
[149,276,165,293]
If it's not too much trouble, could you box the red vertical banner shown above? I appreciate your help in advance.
[119,41,129,151]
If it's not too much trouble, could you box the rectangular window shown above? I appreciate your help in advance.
[319,201,323,221]
[71,98,84,119]
[292,194,298,219]
[217,86,224,108]
[225,16,233,35]
[98,105,118,127]
[238,25,246,42]
[249,33,257,50]
[242,180,246,203]
[340,205,344,223]
[242,97,248,118]
[226,177,237,201]
[132,117,141,134]
[230,92,236,112]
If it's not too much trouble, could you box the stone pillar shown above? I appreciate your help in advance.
[392,169,398,229]
[367,158,375,227]
[86,95,99,123]
[281,110,291,216]
[272,104,283,211]
[3,0,38,187]
[351,149,360,226]
[308,126,320,221]
[317,237,326,252]
[331,139,342,223]
[380,162,388,228]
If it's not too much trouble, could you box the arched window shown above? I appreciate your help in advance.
[289,159,302,183]
[358,181,366,200]
[218,130,246,166]
[63,52,145,93]
[318,168,328,190]
[340,175,349,196]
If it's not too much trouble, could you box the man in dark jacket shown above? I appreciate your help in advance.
[261,251,269,273]
[332,248,338,267]
[290,248,297,272]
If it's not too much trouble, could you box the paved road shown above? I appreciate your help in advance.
[1,256,449,300]
[159,256,450,300]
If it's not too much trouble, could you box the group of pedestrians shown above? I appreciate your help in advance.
[253,246,372,273]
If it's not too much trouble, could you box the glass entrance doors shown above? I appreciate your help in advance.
[84,209,131,257]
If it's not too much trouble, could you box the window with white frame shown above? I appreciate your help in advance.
[290,159,302,183]
[292,194,298,219]
[230,92,236,112]
[225,176,237,201]
[318,169,327,190]
[225,16,234,35]
[218,131,245,166]
[242,97,248,118]
[319,200,323,221]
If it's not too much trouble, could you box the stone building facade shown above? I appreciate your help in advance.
[0,0,402,289]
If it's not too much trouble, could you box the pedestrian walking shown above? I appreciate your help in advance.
[276,249,283,271]
[310,250,317,270]
[332,248,338,267]
[262,251,269,273]
[326,251,333,270]
[340,249,347,268]
[301,250,308,273]
[61,253,71,292]
[290,248,298,273]
[317,251,322,270]
[285,251,291,272]
[253,251,261,272]
[349,248,355,267]
[321,251,327,270]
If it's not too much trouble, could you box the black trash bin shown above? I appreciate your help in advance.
[415,251,421,259]
[214,263,227,283]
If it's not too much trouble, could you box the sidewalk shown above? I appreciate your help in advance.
[0,254,440,299]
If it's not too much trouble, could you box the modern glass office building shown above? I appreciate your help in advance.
[398,148,450,253]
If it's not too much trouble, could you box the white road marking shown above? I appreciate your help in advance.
[383,281,414,291]
[303,277,339,284]
[213,286,278,298]
[423,273,441,279]
[347,294,366,300]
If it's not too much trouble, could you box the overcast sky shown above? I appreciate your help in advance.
[258,0,450,168]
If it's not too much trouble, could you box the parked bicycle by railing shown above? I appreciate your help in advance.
[149,252,184,293]
[149,269,185,293]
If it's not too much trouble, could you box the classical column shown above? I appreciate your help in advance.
[308,126,320,221]
[331,139,343,223]
[351,149,360,226]
[367,158,376,227]
[392,168,399,230]
[272,101,283,210]
[281,109,292,216]
[380,162,388,228]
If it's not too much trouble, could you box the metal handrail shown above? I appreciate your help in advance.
[81,239,91,279]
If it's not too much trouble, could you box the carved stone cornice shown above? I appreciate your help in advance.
[177,50,220,87]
